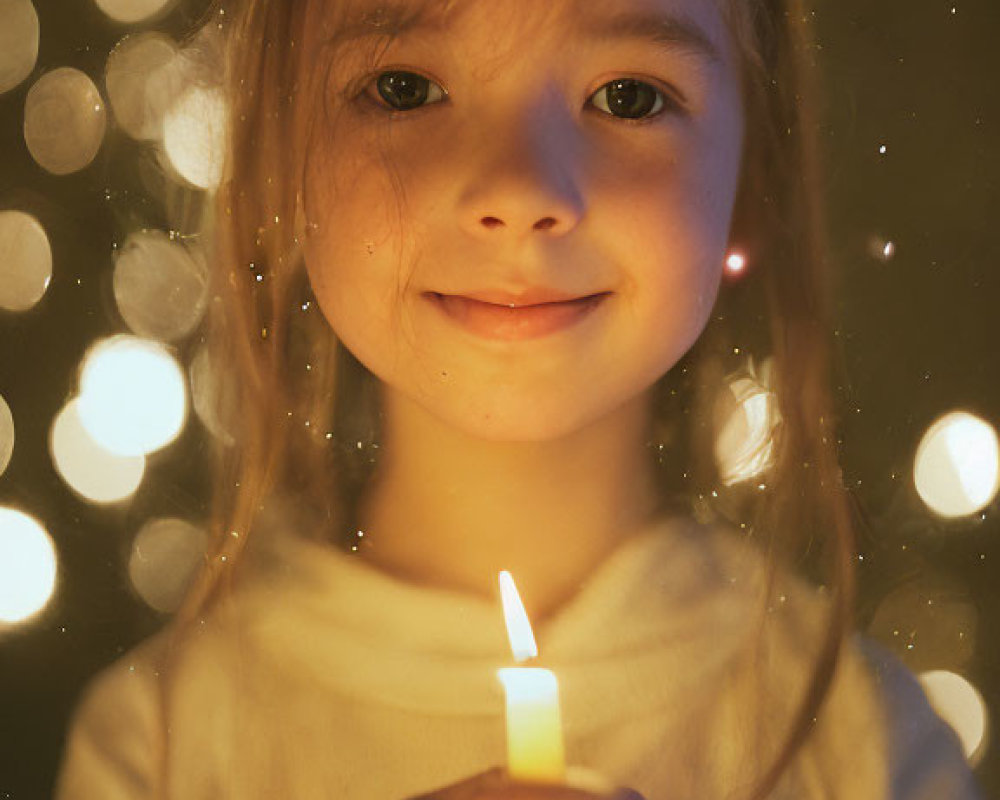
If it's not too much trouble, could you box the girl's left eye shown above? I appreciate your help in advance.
[589,78,668,121]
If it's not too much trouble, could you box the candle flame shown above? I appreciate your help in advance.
[498,570,538,662]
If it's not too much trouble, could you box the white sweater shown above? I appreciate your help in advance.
[55,511,982,799]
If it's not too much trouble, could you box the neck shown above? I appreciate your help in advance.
[351,387,664,625]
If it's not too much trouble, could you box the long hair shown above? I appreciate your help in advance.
[162,1,858,798]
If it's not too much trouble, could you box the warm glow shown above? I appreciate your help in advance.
[0,393,13,478]
[914,411,999,518]
[162,85,227,190]
[919,670,989,765]
[189,342,237,446]
[866,577,978,671]
[0,0,39,95]
[724,251,746,275]
[105,31,182,141]
[92,0,175,24]
[496,571,565,784]
[77,335,187,457]
[50,398,146,503]
[496,667,565,782]
[113,229,209,342]
[0,506,57,624]
[0,209,52,313]
[498,569,539,662]
[128,517,206,613]
[713,361,780,486]
[868,235,897,262]
[23,67,106,175]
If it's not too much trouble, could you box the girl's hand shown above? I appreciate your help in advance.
[407,766,647,800]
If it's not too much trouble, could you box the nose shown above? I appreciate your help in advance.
[457,103,585,242]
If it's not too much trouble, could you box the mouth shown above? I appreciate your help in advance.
[425,291,611,341]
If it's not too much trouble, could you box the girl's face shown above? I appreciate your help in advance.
[301,0,745,441]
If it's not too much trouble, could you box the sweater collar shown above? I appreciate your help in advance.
[230,508,763,733]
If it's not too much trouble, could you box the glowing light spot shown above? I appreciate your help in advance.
[498,570,538,662]
[0,0,40,94]
[77,335,187,456]
[0,507,57,624]
[713,359,781,485]
[128,517,207,613]
[105,31,182,141]
[0,210,52,312]
[162,86,227,190]
[918,671,988,765]
[92,0,176,24]
[189,342,237,446]
[914,411,999,518]
[23,68,106,175]
[868,577,977,671]
[113,229,208,341]
[867,235,897,262]
[0,393,13,478]
[724,252,746,276]
[50,398,145,503]
[879,144,887,154]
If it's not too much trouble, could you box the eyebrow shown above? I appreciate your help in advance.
[326,4,722,67]
[577,10,723,66]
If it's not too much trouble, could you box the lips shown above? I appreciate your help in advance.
[427,291,610,341]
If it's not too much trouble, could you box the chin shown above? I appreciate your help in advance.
[435,394,610,444]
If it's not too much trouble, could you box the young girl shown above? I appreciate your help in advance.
[55,0,984,798]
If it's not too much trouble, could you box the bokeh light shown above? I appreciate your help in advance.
[867,576,978,671]
[92,0,176,24]
[0,393,13,479]
[914,410,1000,518]
[868,234,897,262]
[113,229,208,341]
[0,507,57,624]
[162,85,227,190]
[0,0,40,95]
[724,251,746,276]
[50,398,145,503]
[189,340,236,446]
[105,31,182,141]
[918,670,989,765]
[0,210,52,312]
[23,67,107,176]
[713,359,780,485]
[77,335,187,456]
[128,517,206,613]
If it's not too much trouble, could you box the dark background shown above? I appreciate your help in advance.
[1,0,997,797]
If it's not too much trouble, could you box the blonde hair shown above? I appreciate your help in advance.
[164,2,858,798]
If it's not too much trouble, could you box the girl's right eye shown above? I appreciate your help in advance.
[365,70,447,112]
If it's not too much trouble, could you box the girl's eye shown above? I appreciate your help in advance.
[370,70,446,112]
[363,71,671,121]
[589,79,667,121]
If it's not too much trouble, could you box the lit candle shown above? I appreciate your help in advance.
[496,570,566,783]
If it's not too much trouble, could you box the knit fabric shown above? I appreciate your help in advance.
[55,510,982,799]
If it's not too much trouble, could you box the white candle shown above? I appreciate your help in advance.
[496,571,566,783]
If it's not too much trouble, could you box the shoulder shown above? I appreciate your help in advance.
[854,635,985,800]
[55,633,168,800]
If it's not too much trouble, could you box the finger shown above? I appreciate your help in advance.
[405,767,507,799]
[610,790,648,800]
[476,782,640,800]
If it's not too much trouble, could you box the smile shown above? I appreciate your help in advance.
[426,292,611,342]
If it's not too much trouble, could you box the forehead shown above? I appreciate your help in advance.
[309,0,737,70]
